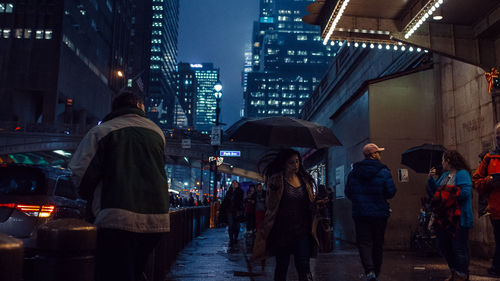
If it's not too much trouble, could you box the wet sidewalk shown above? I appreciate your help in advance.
[166,227,499,281]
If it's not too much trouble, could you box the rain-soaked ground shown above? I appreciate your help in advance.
[166,227,500,281]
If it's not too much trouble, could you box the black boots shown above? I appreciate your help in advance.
[298,272,313,281]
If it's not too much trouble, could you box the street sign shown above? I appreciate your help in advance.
[210,126,221,146]
[181,138,191,149]
[220,150,241,157]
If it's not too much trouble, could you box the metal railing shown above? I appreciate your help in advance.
[0,122,92,135]
[0,206,211,281]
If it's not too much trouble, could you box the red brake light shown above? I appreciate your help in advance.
[0,203,15,208]
[14,204,55,217]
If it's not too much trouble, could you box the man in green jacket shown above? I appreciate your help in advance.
[69,92,170,281]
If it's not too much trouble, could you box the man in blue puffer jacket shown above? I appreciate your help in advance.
[345,143,397,281]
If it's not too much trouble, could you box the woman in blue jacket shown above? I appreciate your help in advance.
[428,150,473,281]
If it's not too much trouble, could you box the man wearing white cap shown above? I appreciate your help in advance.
[345,143,397,281]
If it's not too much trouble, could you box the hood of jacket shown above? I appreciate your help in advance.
[351,159,388,180]
[102,107,145,122]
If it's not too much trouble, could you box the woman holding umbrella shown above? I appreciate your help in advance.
[427,150,473,281]
[252,149,319,281]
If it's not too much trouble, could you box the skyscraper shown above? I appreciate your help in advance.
[244,0,336,119]
[191,63,220,134]
[145,0,179,129]
[176,62,198,128]
[0,0,134,128]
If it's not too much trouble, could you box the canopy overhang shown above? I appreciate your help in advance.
[304,0,500,70]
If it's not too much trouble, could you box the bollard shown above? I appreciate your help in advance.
[34,219,96,281]
[0,233,23,281]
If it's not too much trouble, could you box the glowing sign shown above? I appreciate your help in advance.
[220,151,241,157]
[190,64,203,68]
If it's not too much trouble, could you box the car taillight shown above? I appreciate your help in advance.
[0,203,15,208]
[0,204,55,217]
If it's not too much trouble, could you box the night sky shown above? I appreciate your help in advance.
[178,0,259,128]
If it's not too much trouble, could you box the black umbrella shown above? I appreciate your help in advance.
[401,144,446,173]
[228,116,342,149]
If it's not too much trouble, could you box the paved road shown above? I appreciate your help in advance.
[166,227,499,281]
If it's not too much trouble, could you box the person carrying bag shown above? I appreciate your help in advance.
[427,150,473,281]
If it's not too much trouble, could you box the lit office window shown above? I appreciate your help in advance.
[35,30,44,39]
[127,79,133,87]
[14,28,22,39]
[3,29,10,39]
[0,4,4,12]
[6,3,13,13]
[297,35,307,41]
[45,30,53,39]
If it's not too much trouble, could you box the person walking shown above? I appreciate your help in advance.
[220,180,244,244]
[472,122,500,277]
[428,150,473,281]
[245,184,257,233]
[345,143,397,281]
[69,91,170,281]
[255,183,266,230]
[252,149,319,281]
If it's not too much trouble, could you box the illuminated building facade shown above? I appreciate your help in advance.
[244,0,336,119]
[176,62,198,128]
[146,0,179,129]
[0,0,136,128]
[191,63,220,134]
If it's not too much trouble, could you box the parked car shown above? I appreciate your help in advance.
[0,164,86,252]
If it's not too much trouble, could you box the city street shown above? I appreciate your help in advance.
[167,227,499,281]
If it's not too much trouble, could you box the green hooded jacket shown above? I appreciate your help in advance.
[69,108,170,233]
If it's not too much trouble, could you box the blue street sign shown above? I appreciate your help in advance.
[220,150,241,157]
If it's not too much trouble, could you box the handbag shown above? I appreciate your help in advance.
[430,184,461,234]
[317,217,334,253]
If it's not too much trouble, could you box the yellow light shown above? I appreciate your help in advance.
[116,70,124,78]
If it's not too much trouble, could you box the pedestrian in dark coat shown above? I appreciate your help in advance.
[245,184,257,233]
[345,143,397,281]
[220,180,244,244]
[252,149,319,281]
[255,183,266,230]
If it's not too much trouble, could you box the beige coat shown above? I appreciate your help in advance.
[251,172,319,262]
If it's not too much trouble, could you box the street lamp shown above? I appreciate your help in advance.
[209,81,223,228]
[214,81,222,126]
[213,81,222,200]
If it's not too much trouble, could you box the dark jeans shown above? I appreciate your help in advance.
[436,226,470,275]
[227,212,240,241]
[274,234,311,281]
[96,228,163,281]
[246,213,256,231]
[491,219,500,270]
[354,216,388,276]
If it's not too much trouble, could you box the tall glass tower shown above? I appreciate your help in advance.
[146,0,179,128]
[191,63,220,134]
[244,0,336,119]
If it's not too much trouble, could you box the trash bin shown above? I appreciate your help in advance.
[0,233,23,281]
[34,219,96,281]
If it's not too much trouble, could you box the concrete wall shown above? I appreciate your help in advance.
[328,92,370,242]
[369,69,439,249]
[439,56,495,256]
[325,70,439,249]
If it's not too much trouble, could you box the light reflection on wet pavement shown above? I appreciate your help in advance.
[166,227,499,281]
